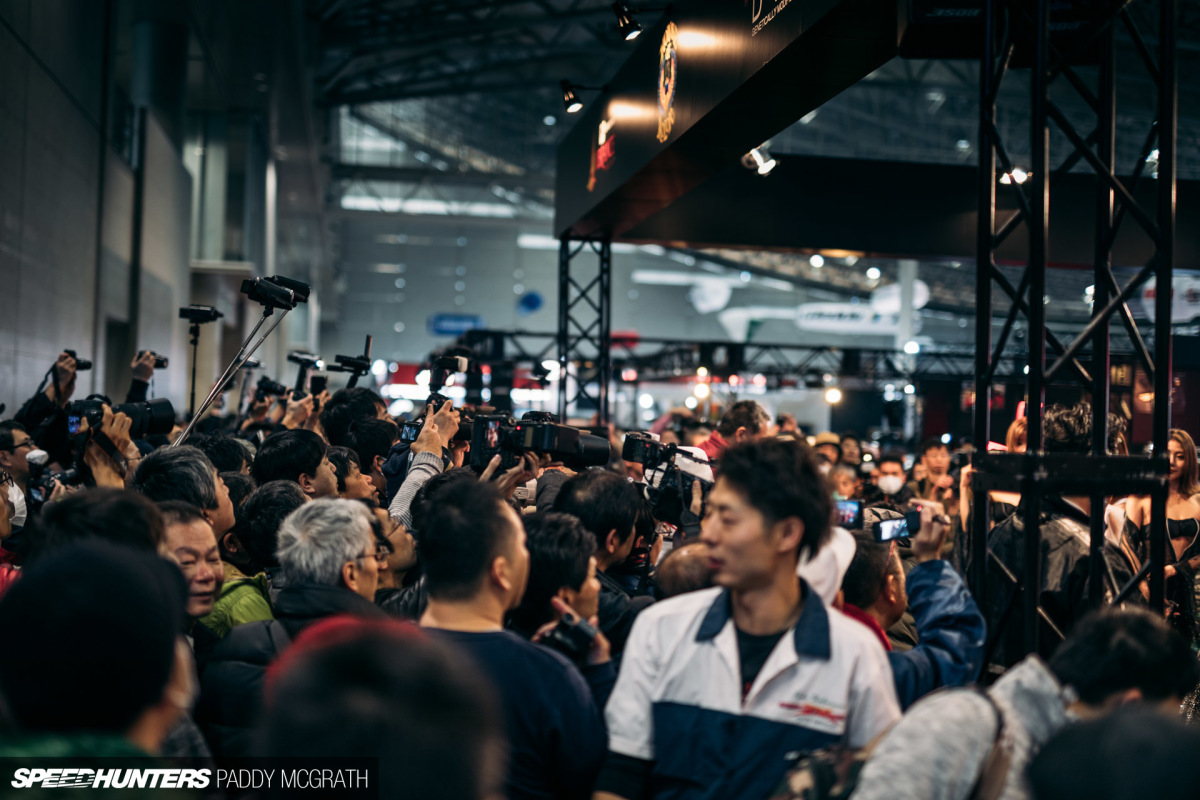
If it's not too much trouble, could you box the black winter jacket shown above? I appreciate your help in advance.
[195,582,385,757]
[986,498,1139,668]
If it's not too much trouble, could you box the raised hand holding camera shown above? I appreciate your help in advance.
[431,399,460,447]
[411,416,442,456]
[281,391,314,430]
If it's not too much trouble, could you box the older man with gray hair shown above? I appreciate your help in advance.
[196,498,388,757]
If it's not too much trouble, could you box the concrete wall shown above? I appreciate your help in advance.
[0,0,105,412]
[0,0,193,416]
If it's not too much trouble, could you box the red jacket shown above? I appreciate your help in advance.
[698,431,730,462]
[841,603,893,652]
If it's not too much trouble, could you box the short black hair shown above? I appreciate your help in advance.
[842,534,897,609]
[220,471,256,510]
[509,513,593,634]
[252,429,327,486]
[410,468,478,542]
[0,420,28,451]
[320,387,387,447]
[257,624,501,800]
[236,480,308,571]
[0,541,186,736]
[420,480,514,602]
[158,500,208,529]
[552,470,642,551]
[1044,402,1092,455]
[919,438,949,457]
[840,433,861,446]
[716,400,769,438]
[349,418,399,474]
[326,446,361,494]
[716,438,833,561]
[877,452,906,470]
[130,446,219,510]
[24,489,164,563]
[193,434,249,473]
[1048,609,1200,705]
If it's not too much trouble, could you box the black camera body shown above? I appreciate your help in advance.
[66,397,175,439]
[540,614,599,665]
[623,432,714,527]
[66,399,106,436]
[179,305,223,324]
[470,415,610,471]
[255,377,288,403]
[63,349,92,371]
[399,393,475,445]
[137,350,168,369]
[240,275,311,311]
[30,466,81,502]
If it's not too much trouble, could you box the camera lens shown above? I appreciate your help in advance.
[114,398,176,438]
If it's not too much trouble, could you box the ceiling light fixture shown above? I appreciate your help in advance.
[999,167,1029,185]
[559,80,607,113]
[612,2,642,40]
[561,80,583,113]
[741,145,777,176]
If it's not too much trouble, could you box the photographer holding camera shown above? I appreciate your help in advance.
[840,505,985,709]
[387,400,458,528]
[14,351,83,467]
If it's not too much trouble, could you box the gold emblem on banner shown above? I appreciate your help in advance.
[656,22,678,143]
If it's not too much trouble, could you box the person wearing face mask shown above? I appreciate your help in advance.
[0,421,48,544]
[862,453,916,509]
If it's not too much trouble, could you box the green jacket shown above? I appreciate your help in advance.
[199,572,273,639]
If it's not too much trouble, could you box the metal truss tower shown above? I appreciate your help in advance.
[558,238,612,424]
[971,0,1177,662]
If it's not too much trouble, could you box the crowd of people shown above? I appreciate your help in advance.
[1,349,1199,800]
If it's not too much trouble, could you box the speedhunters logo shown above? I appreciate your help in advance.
[9,765,373,792]
[12,768,210,789]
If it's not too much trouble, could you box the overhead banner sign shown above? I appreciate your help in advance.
[555,0,899,239]
[427,314,485,337]
[1139,274,1200,324]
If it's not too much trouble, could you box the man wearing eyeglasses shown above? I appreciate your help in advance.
[0,422,38,497]
[195,499,388,757]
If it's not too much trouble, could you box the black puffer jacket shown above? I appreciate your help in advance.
[986,498,1139,668]
[195,582,385,757]
[376,576,429,621]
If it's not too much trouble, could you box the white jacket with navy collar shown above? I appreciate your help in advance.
[605,581,901,800]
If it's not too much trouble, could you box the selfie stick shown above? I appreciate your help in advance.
[172,278,308,446]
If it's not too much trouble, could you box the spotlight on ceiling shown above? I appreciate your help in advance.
[741,145,777,176]
[999,167,1029,185]
[612,2,642,40]
[560,80,583,113]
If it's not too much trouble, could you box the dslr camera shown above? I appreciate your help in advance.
[63,349,93,371]
[179,305,223,324]
[399,392,475,445]
[398,355,477,446]
[66,397,176,439]
[622,431,714,527]
[540,613,600,665]
[255,377,289,403]
[137,350,168,369]
[470,413,610,471]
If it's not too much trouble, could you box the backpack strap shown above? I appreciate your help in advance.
[967,689,1012,800]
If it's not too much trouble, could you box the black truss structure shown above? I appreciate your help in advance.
[455,328,1142,389]
[558,239,612,423]
[971,0,1176,662]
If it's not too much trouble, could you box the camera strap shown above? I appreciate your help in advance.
[91,432,129,478]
